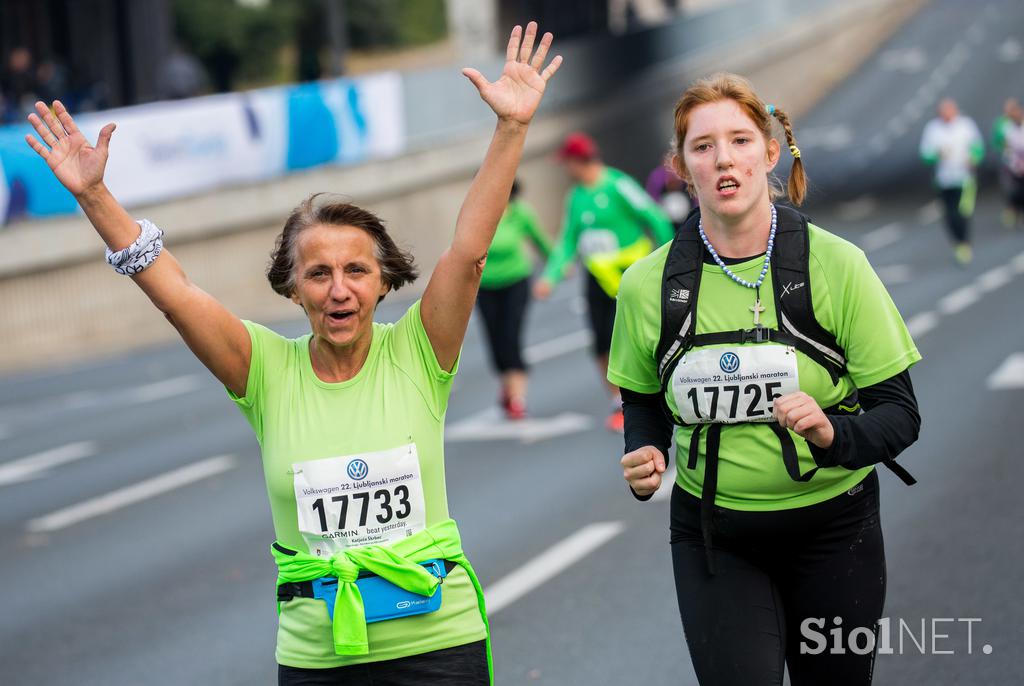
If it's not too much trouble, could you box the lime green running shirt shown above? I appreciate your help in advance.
[480,200,552,289]
[229,301,486,668]
[608,224,922,510]
[542,167,674,294]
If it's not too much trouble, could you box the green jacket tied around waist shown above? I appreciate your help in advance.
[271,518,491,667]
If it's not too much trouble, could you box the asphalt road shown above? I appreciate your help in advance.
[2,0,1023,684]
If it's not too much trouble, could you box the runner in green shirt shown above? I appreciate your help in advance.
[477,179,552,419]
[534,132,674,431]
[26,22,563,685]
[608,73,921,685]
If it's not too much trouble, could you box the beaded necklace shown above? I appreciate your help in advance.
[697,203,777,326]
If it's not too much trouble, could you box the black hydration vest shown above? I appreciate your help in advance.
[655,206,914,572]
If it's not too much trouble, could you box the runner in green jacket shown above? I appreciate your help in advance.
[534,132,673,431]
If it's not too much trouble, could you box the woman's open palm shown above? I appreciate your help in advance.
[25,100,115,197]
[462,22,562,126]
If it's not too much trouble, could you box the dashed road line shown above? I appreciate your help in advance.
[860,222,904,252]
[988,354,1024,390]
[524,329,592,364]
[26,454,236,533]
[0,441,99,487]
[484,521,626,615]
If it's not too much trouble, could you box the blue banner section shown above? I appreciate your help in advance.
[0,72,404,225]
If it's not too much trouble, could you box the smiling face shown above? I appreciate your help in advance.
[675,99,779,222]
[289,224,390,351]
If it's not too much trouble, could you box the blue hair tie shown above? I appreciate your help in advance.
[766,104,776,115]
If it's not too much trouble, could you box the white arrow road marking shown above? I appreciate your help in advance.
[27,454,236,533]
[446,407,593,444]
[988,354,1024,390]
[0,441,99,487]
[484,521,626,615]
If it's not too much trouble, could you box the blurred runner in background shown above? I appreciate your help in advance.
[991,97,1024,228]
[919,98,984,264]
[534,132,673,432]
[476,179,551,419]
[646,161,693,232]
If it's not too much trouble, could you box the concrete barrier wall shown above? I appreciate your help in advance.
[0,0,923,374]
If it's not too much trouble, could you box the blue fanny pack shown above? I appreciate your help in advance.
[311,559,448,623]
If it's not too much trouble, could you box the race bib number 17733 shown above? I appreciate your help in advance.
[292,444,426,557]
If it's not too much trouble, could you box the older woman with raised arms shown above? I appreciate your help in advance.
[26,23,561,686]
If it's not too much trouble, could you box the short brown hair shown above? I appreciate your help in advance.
[267,195,419,300]
[672,73,807,206]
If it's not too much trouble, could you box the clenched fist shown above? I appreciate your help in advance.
[621,445,667,497]
[772,391,835,449]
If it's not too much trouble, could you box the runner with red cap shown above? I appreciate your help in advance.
[535,132,674,431]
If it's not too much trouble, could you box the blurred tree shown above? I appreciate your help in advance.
[172,0,296,92]
[348,0,447,51]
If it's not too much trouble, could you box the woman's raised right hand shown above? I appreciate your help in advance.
[25,100,116,198]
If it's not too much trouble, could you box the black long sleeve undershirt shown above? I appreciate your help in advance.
[621,369,921,501]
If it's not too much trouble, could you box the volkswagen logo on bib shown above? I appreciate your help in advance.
[347,458,369,481]
[719,352,740,374]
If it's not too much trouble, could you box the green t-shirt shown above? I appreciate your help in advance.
[480,199,552,289]
[608,224,922,510]
[542,167,674,289]
[230,301,486,668]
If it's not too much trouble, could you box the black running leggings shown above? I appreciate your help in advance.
[585,271,617,357]
[476,277,531,373]
[670,471,885,686]
[938,187,970,244]
[278,640,488,685]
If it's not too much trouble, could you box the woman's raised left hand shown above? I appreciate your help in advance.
[462,21,562,126]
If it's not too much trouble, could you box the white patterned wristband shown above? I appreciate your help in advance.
[105,219,164,275]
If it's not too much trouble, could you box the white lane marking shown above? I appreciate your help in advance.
[837,196,877,221]
[878,47,927,73]
[875,264,913,286]
[918,201,942,225]
[860,222,904,252]
[484,521,625,615]
[799,125,854,152]
[906,311,939,338]
[977,265,1014,293]
[988,354,1024,390]
[1011,252,1024,274]
[651,465,678,503]
[0,441,98,487]
[998,38,1021,63]
[938,285,981,315]
[569,295,587,316]
[127,375,204,403]
[524,329,592,364]
[446,407,593,444]
[26,455,236,533]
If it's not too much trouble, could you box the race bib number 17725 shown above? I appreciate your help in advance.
[671,345,800,424]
